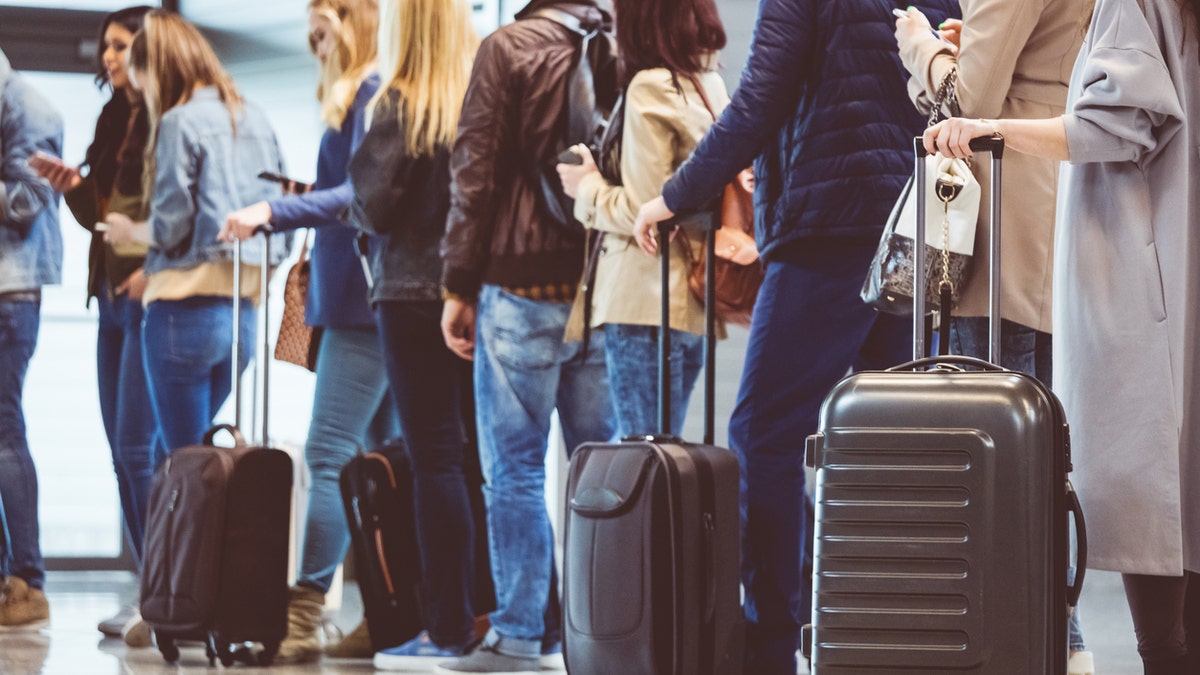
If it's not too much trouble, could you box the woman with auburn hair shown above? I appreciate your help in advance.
[29,4,163,644]
[343,0,481,670]
[926,0,1200,671]
[220,0,395,662]
[556,0,729,439]
[112,11,287,457]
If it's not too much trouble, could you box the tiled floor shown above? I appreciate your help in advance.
[0,567,1145,675]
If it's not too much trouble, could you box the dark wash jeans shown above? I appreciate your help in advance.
[96,286,165,564]
[728,241,912,675]
[0,299,44,589]
[375,300,477,647]
[142,296,254,453]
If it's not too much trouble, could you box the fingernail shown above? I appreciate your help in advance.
[938,21,945,28]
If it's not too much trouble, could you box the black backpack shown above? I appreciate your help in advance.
[527,6,617,235]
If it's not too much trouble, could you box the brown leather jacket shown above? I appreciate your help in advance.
[440,0,616,298]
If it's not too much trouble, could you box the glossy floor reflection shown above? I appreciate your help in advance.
[0,568,1144,674]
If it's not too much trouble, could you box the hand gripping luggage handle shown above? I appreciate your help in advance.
[231,224,273,442]
[1066,480,1087,611]
[912,135,1004,364]
[657,218,718,442]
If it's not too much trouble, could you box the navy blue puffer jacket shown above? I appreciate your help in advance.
[661,0,960,263]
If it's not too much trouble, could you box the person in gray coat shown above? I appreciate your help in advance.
[926,0,1200,671]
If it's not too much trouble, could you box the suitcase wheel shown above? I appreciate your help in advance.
[218,643,236,668]
[158,636,180,664]
[259,640,281,666]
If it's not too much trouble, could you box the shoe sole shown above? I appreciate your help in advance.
[540,652,565,671]
[375,653,462,671]
[0,619,49,633]
[433,666,539,675]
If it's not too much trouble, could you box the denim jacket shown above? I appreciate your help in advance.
[145,87,288,275]
[0,50,63,293]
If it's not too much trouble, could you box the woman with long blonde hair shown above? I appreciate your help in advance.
[343,0,481,670]
[220,0,395,663]
[117,10,286,455]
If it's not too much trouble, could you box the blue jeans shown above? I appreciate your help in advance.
[603,323,703,438]
[142,296,254,453]
[96,287,165,564]
[297,326,398,594]
[950,316,1085,652]
[377,301,478,646]
[474,286,616,658]
[729,242,912,675]
[0,299,44,589]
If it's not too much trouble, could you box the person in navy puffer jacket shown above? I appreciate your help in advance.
[634,1,960,672]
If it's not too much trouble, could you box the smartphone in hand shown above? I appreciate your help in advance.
[557,148,584,166]
[257,171,312,195]
[27,150,67,174]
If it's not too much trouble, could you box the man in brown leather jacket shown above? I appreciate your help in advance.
[437,2,617,673]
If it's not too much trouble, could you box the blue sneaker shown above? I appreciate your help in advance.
[540,642,564,671]
[375,631,471,671]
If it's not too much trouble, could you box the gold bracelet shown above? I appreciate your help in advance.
[979,118,1004,139]
[441,288,473,303]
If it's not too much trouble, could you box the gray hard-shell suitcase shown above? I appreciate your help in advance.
[801,138,1087,674]
[141,231,293,667]
[563,219,744,675]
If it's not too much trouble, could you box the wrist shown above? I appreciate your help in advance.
[979,119,1004,139]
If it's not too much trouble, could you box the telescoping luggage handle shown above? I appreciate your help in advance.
[231,225,274,444]
[914,135,1004,364]
[656,213,719,444]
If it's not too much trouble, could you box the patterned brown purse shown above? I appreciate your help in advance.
[274,233,321,371]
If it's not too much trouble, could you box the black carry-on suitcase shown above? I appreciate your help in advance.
[563,217,744,675]
[339,437,496,652]
[141,231,293,667]
[801,137,1087,674]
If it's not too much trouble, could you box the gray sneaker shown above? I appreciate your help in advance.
[434,644,541,675]
[97,601,138,637]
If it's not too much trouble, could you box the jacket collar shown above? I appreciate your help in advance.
[0,49,12,91]
[515,0,611,21]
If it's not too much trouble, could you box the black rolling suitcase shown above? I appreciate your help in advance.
[141,232,293,667]
[563,218,744,675]
[340,376,495,652]
[801,138,1087,674]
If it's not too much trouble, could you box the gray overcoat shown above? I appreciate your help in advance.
[1056,0,1200,575]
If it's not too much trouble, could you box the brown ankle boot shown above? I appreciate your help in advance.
[272,585,325,664]
[0,577,50,631]
[325,619,373,659]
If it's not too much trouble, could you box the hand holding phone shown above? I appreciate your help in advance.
[257,170,312,195]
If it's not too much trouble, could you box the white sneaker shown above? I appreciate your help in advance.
[97,601,137,637]
[1068,650,1095,675]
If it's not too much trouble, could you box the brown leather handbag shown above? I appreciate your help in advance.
[274,233,321,372]
[685,75,764,328]
[686,176,762,327]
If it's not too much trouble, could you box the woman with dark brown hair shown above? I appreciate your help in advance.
[557,0,728,438]
[927,0,1200,670]
[28,5,162,644]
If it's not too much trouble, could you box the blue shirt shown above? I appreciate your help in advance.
[145,88,288,275]
[0,52,63,293]
[266,74,380,328]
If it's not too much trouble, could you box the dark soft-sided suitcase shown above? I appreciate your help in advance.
[563,218,744,675]
[340,409,495,651]
[141,231,293,667]
[340,444,423,652]
[801,138,1087,674]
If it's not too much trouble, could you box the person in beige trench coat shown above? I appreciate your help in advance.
[925,0,1200,670]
